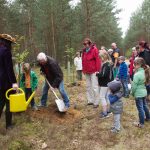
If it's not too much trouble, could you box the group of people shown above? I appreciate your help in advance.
[0,34,70,129]
[80,38,150,133]
[0,34,150,134]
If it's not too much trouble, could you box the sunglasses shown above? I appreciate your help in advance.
[83,42,89,46]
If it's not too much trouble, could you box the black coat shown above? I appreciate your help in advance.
[97,62,113,87]
[40,56,63,88]
[139,49,150,66]
[0,45,17,90]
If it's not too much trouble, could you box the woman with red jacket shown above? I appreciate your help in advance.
[82,38,101,108]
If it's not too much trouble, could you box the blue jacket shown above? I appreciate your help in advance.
[108,91,123,114]
[0,45,16,90]
[117,62,128,80]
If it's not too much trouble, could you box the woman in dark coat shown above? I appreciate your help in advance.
[0,34,18,129]
[139,41,150,66]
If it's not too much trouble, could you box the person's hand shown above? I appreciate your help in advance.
[34,87,38,92]
[113,65,116,69]
[95,72,99,76]
[40,71,45,76]
[50,86,55,91]
[12,83,18,90]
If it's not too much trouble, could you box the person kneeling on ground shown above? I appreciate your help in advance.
[37,52,70,109]
[20,63,38,110]
[108,80,123,133]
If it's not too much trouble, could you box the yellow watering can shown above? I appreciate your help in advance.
[6,88,35,112]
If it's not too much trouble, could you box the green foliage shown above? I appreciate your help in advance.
[8,140,31,150]
[125,49,132,58]
[13,36,29,63]
[65,45,76,63]
[0,0,123,63]
[12,36,29,84]
[124,0,150,49]
[0,0,7,32]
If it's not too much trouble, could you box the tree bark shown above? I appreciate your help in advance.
[51,12,56,59]
[85,0,91,37]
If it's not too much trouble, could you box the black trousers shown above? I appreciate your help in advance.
[76,70,82,81]
[0,89,12,128]
[25,88,35,107]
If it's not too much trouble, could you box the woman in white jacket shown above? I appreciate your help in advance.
[74,52,82,80]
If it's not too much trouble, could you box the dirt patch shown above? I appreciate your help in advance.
[26,104,83,124]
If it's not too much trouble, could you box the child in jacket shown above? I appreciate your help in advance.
[131,58,150,128]
[108,80,123,133]
[117,56,129,98]
[97,53,113,118]
[20,63,38,110]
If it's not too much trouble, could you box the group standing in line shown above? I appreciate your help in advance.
[0,34,150,134]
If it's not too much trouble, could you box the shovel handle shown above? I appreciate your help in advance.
[6,88,24,100]
[44,78,60,100]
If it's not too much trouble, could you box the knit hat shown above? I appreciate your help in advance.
[0,34,16,43]
[37,52,47,61]
[107,80,122,93]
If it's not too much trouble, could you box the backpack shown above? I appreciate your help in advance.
[144,49,150,66]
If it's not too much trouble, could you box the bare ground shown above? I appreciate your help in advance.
[0,79,150,150]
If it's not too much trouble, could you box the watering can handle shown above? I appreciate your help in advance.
[6,88,24,100]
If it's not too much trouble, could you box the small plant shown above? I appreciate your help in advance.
[12,36,29,85]
[65,45,76,83]
[65,45,76,64]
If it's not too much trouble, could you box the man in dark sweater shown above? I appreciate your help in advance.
[111,43,120,78]
[37,52,70,108]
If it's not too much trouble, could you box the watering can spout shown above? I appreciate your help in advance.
[26,91,36,106]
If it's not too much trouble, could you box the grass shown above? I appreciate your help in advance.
[0,68,150,150]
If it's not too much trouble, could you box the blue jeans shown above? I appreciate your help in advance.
[135,97,150,125]
[120,79,129,97]
[41,80,70,107]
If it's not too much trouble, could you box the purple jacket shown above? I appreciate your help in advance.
[0,45,16,90]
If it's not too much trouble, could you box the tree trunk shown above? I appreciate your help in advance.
[85,0,91,37]
[51,12,56,59]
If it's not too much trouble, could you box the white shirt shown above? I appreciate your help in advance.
[74,57,82,70]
